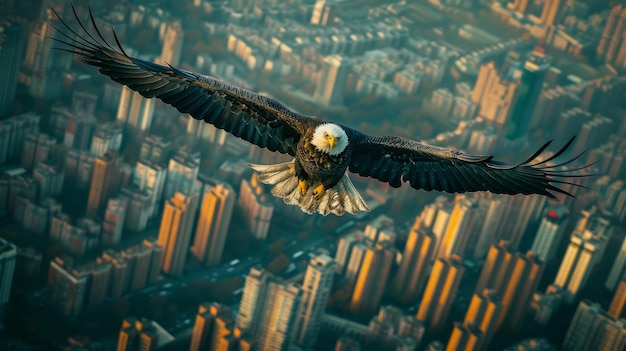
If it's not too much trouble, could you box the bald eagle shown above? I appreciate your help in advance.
[50,8,592,216]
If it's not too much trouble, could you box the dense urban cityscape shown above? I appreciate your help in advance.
[0,0,625,350]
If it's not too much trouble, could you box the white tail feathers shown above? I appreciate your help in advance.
[249,160,370,216]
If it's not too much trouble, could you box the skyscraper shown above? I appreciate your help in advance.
[554,209,611,303]
[463,289,501,349]
[116,317,174,351]
[0,20,24,117]
[47,256,88,317]
[117,85,155,146]
[334,229,364,276]
[294,254,335,347]
[608,279,626,319]
[163,147,200,201]
[90,122,123,157]
[530,206,570,263]
[446,322,483,351]
[606,235,626,291]
[134,160,167,219]
[539,0,562,26]
[437,195,483,259]
[191,180,235,266]
[350,241,396,315]
[0,238,16,331]
[562,300,626,351]
[21,133,55,171]
[474,242,544,333]
[236,267,302,350]
[417,255,465,333]
[238,175,273,240]
[156,21,184,67]
[157,192,199,276]
[257,283,302,351]
[87,151,122,218]
[392,224,435,304]
[102,196,128,245]
[596,5,626,68]
[313,55,351,107]
[190,303,233,351]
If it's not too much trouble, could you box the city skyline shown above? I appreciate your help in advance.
[0,0,625,351]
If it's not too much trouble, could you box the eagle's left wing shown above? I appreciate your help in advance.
[347,133,592,198]
[48,7,315,156]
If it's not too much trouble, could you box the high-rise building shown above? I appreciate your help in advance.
[495,193,546,248]
[294,254,335,347]
[474,242,544,332]
[87,151,122,218]
[539,0,562,26]
[116,317,174,351]
[334,229,364,276]
[0,238,16,331]
[21,16,71,99]
[21,133,55,171]
[392,224,435,304]
[63,113,96,151]
[156,21,184,67]
[190,303,233,351]
[363,215,396,244]
[102,196,128,245]
[64,149,95,189]
[505,44,550,140]
[417,255,465,333]
[142,239,163,285]
[463,289,501,349]
[0,112,39,164]
[90,122,123,157]
[192,180,235,266]
[47,257,88,317]
[120,185,151,232]
[236,267,301,351]
[117,85,155,145]
[123,245,153,292]
[139,135,171,165]
[238,175,273,240]
[438,195,483,259]
[446,322,483,351]
[496,252,544,332]
[608,279,626,319]
[554,209,611,303]
[606,235,626,291]
[134,160,167,219]
[237,267,272,336]
[186,117,226,163]
[472,62,520,127]
[350,241,396,315]
[163,147,200,200]
[84,259,112,309]
[157,192,199,276]
[313,55,351,107]
[33,161,64,201]
[596,5,626,69]
[562,300,626,351]
[530,206,570,263]
[0,20,25,117]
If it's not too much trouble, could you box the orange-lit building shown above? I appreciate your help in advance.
[157,192,199,276]
[350,241,396,315]
[191,180,235,266]
[446,322,483,351]
[392,223,435,304]
[608,280,626,319]
[87,150,122,218]
[190,303,233,351]
[464,289,501,349]
[417,255,465,333]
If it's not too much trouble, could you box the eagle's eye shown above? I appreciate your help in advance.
[324,132,328,137]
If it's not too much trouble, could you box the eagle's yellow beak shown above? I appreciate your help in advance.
[327,135,335,150]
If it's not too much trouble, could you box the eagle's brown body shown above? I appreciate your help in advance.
[296,127,352,190]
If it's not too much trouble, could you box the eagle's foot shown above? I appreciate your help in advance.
[298,180,309,196]
[313,184,325,200]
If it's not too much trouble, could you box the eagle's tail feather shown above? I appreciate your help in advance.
[249,160,370,216]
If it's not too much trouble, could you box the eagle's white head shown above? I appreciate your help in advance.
[311,123,349,156]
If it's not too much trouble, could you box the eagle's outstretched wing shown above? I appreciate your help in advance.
[347,132,592,198]
[49,7,314,156]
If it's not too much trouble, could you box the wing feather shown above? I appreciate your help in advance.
[347,132,594,198]
[50,6,315,157]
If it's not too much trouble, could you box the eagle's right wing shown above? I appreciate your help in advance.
[347,131,594,198]
[50,7,315,156]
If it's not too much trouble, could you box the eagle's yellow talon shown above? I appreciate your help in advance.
[313,184,325,199]
[298,180,309,196]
